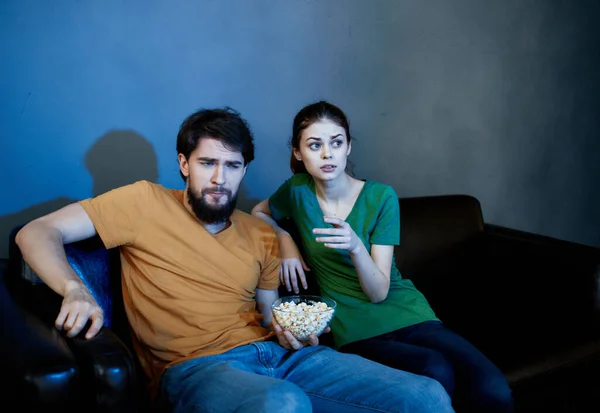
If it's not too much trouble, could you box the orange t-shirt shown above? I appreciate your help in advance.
[79,180,280,392]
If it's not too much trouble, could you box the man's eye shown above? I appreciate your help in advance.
[201,162,214,166]
[228,164,241,169]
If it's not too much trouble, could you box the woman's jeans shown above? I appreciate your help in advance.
[158,341,454,413]
[340,321,514,413]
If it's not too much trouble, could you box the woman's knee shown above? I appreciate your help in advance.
[468,373,514,413]
[420,351,455,398]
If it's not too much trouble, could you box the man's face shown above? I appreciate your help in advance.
[178,138,247,223]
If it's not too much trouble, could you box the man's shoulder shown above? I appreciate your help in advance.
[134,180,182,200]
[137,180,171,193]
[232,211,279,246]
[232,210,275,233]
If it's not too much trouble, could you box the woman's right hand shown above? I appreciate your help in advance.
[278,233,311,294]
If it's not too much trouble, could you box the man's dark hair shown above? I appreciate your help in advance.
[176,107,255,181]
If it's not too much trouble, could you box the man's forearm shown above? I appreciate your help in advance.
[16,221,87,297]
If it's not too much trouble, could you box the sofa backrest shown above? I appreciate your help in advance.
[395,194,484,275]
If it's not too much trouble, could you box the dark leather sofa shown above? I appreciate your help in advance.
[2,194,600,412]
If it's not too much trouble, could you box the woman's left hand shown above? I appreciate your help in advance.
[313,216,361,255]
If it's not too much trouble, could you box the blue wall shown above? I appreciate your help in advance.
[1,0,599,257]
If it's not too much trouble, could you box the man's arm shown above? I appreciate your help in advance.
[255,288,278,328]
[15,203,104,339]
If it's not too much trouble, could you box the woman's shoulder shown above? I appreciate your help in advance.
[363,179,398,199]
[284,173,314,189]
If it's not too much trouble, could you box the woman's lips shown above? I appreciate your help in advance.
[321,165,336,172]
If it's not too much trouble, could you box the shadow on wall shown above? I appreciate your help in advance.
[0,130,158,258]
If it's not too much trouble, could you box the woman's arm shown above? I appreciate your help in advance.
[349,243,393,303]
[252,199,310,293]
[313,216,391,303]
[251,199,288,235]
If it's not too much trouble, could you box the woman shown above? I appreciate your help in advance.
[252,100,513,413]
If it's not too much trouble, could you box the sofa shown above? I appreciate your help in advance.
[2,194,600,412]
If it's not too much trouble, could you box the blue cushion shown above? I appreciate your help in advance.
[19,239,114,328]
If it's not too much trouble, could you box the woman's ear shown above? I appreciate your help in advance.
[293,149,302,161]
[346,142,352,156]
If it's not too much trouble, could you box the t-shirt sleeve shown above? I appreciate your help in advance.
[78,180,152,249]
[370,186,400,246]
[267,176,295,221]
[257,226,281,290]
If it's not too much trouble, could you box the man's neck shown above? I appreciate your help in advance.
[203,220,231,234]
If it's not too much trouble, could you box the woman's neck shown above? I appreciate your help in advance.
[314,173,354,203]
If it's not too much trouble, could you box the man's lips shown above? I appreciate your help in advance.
[204,189,229,200]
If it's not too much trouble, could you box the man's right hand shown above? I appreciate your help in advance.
[56,281,104,339]
[272,318,327,350]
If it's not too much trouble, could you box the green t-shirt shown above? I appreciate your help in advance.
[269,174,438,348]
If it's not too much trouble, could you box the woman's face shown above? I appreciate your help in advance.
[294,119,351,181]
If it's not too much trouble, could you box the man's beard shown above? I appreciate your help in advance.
[187,186,238,224]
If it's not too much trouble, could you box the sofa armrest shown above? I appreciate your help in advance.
[1,276,79,410]
[67,327,138,412]
[485,223,600,256]
[407,224,600,374]
[481,224,600,325]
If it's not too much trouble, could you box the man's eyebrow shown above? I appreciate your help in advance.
[196,157,243,165]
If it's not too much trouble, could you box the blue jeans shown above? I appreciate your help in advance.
[158,341,454,412]
[340,321,513,413]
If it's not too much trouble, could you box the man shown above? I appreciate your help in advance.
[16,107,454,413]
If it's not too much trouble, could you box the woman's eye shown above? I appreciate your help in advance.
[309,143,321,150]
[332,140,343,148]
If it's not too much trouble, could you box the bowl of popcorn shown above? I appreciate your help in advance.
[271,295,336,341]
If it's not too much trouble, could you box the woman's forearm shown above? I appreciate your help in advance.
[350,244,390,303]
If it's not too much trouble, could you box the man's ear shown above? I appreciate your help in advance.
[178,153,190,178]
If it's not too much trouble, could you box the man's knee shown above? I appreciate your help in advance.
[248,381,312,413]
[418,376,455,413]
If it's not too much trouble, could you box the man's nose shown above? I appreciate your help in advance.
[211,166,225,185]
